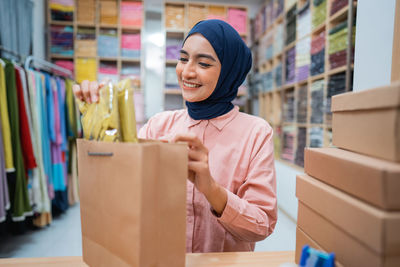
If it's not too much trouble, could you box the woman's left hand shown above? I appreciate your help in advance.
[173,133,227,215]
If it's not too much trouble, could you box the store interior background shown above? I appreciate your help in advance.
[1,0,398,258]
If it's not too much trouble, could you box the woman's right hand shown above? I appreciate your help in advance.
[72,80,105,104]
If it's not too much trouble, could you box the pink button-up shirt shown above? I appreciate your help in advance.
[138,106,277,253]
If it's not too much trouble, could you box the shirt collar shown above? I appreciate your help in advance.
[187,106,239,131]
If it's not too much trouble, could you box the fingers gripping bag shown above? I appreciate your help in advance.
[78,82,120,142]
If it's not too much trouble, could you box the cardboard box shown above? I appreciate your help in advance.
[297,201,400,267]
[304,147,400,210]
[297,174,400,255]
[295,227,344,267]
[331,82,400,162]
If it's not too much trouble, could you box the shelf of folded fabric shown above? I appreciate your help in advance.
[166,59,179,65]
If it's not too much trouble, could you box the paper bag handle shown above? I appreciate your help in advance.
[87,152,114,157]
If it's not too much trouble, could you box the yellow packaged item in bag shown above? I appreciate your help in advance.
[78,82,120,142]
[117,79,138,143]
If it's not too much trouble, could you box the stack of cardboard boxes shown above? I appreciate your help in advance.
[295,82,400,266]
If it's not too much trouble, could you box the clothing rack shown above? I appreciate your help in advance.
[24,56,73,79]
[0,45,24,62]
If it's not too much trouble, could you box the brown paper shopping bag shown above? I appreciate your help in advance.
[77,139,187,267]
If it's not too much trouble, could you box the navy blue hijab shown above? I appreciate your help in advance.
[183,19,252,120]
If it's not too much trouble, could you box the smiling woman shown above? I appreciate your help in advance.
[176,33,221,102]
[73,19,277,254]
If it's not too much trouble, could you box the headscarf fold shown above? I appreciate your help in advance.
[183,19,252,120]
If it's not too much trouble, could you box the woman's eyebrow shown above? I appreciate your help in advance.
[196,54,216,62]
[179,50,216,62]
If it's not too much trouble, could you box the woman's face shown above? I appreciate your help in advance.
[176,33,221,102]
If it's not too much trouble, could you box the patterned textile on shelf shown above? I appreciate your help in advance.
[98,29,118,58]
[297,85,307,123]
[281,125,295,162]
[227,8,247,35]
[309,127,324,147]
[285,46,296,84]
[297,2,311,39]
[311,31,325,75]
[295,127,306,167]
[312,0,326,29]
[310,79,324,124]
[121,33,141,58]
[50,26,74,56]
[50,0,74,21]
[296,37,310,82]
[120,1,143,27]
[285,5,297,45]
[77,0,95,24]
[330,0,348,16]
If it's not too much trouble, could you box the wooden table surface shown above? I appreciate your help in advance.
[0,251,295,267]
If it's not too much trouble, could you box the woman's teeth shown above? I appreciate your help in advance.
[183,81,200,88]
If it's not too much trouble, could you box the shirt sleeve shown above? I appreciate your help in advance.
[215,125,277,242]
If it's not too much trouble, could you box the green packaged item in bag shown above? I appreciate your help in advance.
[117,79,138,143]
[78,82,120,142]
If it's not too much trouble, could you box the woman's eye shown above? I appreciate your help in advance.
[199,62,211,67]
[179,57,188,62]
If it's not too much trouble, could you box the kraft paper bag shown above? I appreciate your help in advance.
[77,139,187,267]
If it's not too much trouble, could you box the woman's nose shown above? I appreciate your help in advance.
[182,62,196,79]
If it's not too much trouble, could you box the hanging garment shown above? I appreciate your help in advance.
[51,77,68,213]
[65,79,79,205]
[36,73,54,200]
[14,66,37,172]
[0,115,11,223]
[0,61,14,172]
[47,75,65,192]
[15,65,37,208]
[25,70,50,214]
[4,59,32,221]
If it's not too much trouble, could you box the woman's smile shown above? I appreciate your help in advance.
[182,80,201,89]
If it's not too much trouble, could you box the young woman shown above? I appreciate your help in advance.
[73,19,277,253]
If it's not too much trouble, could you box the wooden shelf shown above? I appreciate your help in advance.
[298,79,308,86]
[49,20,73,26]
[50,54,73,59]
[99,24,118,29]
[275,13,284,25]
[165,28,186,33]
[310,73,325,82]
[284,41,296,52]
[99,57,118,61]
[121,25,141,31]
[282,84,295,90]
[77,22,96,27]
[327,65,347,76]
[311,23,326,36]
[121,58,141,63]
